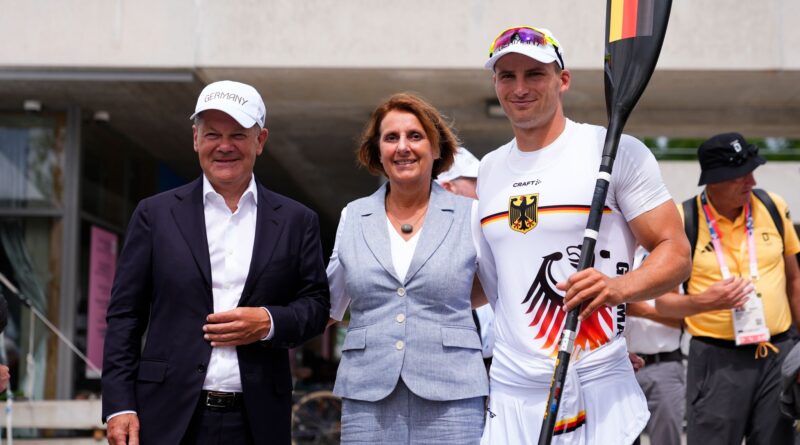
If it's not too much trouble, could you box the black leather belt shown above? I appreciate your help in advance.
[200,390,243,411]
[694,329,792,349]
[639,348,683,367]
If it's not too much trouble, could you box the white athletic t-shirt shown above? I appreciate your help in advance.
[476,119,671,387]
[624,246,682,354]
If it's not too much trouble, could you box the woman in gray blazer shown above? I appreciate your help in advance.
[326,93,489,444]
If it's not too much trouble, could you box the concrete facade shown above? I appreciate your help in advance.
[3,1,799,70]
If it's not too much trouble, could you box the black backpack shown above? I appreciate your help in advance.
[681,188,784,293]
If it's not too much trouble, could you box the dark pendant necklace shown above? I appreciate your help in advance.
[386,195,428,235]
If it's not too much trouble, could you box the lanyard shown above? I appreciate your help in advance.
[699,191,759,281]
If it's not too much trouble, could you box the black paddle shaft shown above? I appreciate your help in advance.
[537,117,623,445]
[538,2,672,444]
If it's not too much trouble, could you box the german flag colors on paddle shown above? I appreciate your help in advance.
[608,0,654,42]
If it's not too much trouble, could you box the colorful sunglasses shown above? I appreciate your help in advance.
[488,26,564,69]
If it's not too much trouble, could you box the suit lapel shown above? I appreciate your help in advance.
[171,178,212,291]
[360,184,401,283]
[241,182,284,305]
[404,184,455,284]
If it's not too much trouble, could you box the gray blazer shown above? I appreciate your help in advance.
[333,183,489,402]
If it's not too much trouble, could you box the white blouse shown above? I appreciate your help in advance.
[327,207,421,321]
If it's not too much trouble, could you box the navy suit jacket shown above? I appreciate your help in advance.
[101,177,330,445]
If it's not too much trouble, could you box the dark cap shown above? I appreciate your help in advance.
[697,132,765,186]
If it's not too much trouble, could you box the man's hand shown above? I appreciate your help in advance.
[628,352,645,372]
[689,277,751,311]
[558,268,626,320]
[107,413,140,445]
[204,307,271,347]
[0,365,9,392]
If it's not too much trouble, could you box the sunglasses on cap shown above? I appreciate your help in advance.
[488,26,565,69]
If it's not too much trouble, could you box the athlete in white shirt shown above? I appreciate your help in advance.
[625,247,685,445]
[477,26,690,445]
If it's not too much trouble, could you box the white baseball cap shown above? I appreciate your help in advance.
[484,26,565,70]
[190,80,266,128]
[437,147,480,183]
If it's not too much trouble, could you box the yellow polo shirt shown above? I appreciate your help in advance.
[682,191,800,340]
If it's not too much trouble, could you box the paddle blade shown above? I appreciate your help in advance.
[604,0,672,125]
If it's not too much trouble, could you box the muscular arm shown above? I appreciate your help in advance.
[562,200,691,320]
[622,201,692,301]
[785,254,800,331]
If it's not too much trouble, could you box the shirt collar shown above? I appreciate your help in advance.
[202,175,258,207]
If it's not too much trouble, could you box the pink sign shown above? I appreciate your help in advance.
[86,226,118,378]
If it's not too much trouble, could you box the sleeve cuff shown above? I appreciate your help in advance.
[107,410,137,421]
[261,307,275,341]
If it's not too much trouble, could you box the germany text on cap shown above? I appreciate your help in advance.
[190,80,266,128]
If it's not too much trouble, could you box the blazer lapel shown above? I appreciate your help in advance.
[404,184,455,284]
[171,178,212,291]
[241,182,284,305]
[360,184,401,283]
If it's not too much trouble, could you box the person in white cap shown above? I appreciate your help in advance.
[101,80,330,445]
[437,147,481,199]
[474,27,690,444]
[437,148,495,364]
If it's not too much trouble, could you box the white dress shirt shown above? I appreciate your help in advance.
[624,246,682,354]
[202,174,260,392]
[107,175,267,420]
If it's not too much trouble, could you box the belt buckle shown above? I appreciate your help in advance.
[206,391,234,409]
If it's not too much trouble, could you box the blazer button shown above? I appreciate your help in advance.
[197,364,206,373]
[396,314,405,323]
[397,287,406,297]
[395,340,405,350]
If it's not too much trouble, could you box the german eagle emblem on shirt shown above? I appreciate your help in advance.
[509,194,538,234]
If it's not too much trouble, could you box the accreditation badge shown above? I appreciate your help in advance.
[732,289,770,346]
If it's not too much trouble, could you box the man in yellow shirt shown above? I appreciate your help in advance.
[656,132,800,444]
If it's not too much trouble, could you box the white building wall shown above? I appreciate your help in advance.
[2,0,798,70]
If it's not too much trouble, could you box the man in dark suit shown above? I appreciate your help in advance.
[102,80,330,445]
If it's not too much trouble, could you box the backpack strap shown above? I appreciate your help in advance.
[752,188,785,252]
[681,195,699,294]
[681,189,785,294]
